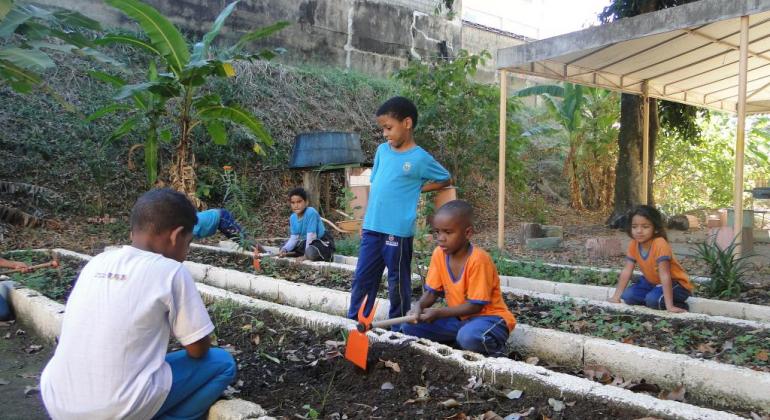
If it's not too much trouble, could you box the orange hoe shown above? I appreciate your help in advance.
[344,296,417,369]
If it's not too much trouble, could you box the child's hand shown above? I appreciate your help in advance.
[10,261,29,273]
[419,308,441,323]
[278,249,286,257]
[667,306,687,314]
[408,308,422,324]
[607,296,621,304]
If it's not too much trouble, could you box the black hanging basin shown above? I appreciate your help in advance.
[289,132,364,169]
[751,187,770,199]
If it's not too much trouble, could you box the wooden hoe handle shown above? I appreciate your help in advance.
[357,314,418,332]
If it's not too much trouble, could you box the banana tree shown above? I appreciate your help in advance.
[90,0,288,206]
[0,0,109,106]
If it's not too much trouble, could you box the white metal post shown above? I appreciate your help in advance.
[642,81,650,205]
[734,15,749,256]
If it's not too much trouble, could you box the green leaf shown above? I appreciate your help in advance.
[159,128,172,143]
[86,103,132,122]
[191,0,239,62]
[95,33,160,56]
[105,0,190,75]
[0,47,54,70]
[114,79,179,100]
[197,104,272,146]
[0,0,12,22]
[0,6,30,38]
[0,58,41,85]
[514,84,565,98]
[205,120,227,145]
[88,70,127,87]
[229,21,289,55]
[52,10,102,31]
[107,115,141,143]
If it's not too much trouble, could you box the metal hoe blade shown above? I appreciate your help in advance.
[344,296,377,369]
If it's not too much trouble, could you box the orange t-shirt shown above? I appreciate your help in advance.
[626,237,693,291]
[425,245,516,331]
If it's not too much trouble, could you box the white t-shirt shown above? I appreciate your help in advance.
[41,246,214,420]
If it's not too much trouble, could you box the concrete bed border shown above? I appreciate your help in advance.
[3,249,272,420]
[182,253,770,413]
[204,242,770,326]
[197,282,741,420]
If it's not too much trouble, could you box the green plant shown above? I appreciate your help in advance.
[301,404,320,419]
[334,234,360,257]
[335,187,360,219]
[89,0,288,201]
[694,236,752,299]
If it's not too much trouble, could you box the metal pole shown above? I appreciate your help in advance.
[642,81,650,205]
[734,15,749,256]
[497,70,508,249]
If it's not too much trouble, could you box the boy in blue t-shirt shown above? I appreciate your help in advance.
[279,187,335,262]
[347,96,451,323]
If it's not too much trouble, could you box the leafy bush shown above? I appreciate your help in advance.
[694,236,751,299]
[334,234,360,257]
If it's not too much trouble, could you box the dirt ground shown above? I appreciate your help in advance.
[0,320,51,420]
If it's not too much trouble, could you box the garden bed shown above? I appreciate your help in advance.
[1,250,86,304]
[187,247,770,372]
[207,299,650,420]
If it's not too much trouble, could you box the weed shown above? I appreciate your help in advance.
[334,235,360,257]
[695,235,752,298]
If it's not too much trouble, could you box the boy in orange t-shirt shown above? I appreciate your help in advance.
[401,200,515,356]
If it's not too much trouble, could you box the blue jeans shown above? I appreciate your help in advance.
[153,348,237,420]
[347,230,414,323]
[621,276,691,310]
[400,315,510,356]
[0,282,12,321]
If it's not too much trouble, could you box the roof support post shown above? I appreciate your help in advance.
[734,15,750,257]
[642,81,650,205]
[497,70,508,249]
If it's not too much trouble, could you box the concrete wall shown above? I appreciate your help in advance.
[38,0,467,78]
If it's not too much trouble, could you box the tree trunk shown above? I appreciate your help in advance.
[607,94,657,225]
[170,118,202,209]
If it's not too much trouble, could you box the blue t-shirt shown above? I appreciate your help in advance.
[363,142,450,237]
[193,209,221,239]
[289,207,325,239]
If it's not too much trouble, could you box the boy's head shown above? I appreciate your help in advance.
[376,96,418,150]
[432,200,474,255]
[289,187,309,216]
[130,188,198,262]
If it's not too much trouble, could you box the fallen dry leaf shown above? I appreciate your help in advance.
[583,365,612,383]
[756,350,769,362]
[23,385,39,397]
[439,398,461,408]
[505,389,523,400]
[721,340,734,352]
[240,324,252,332]
[381,382,394,390]
[659,385,686,402]
[525,356,539,365]
[25,344,43,354]
[443,413,468,420]
[622,336,635,345]
[465,376,482,390]
[481,411,503,420]
[696,342,716,354]
[379,358,401,373]
[252,335,260,346]
[628,381,661,394]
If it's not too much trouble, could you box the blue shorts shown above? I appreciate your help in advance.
[621,276,690,310]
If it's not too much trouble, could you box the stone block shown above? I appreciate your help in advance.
[687,297,744,319]
[520,223,544,244]
[583,339,687,388]
[585,237,623,258]
[553,282,612,300]
[525,237,562,250]
[508,325,585,367]
[499,276,558,294]
[541,225,564,238]
[683,358,770,412]
[685,214,700,229]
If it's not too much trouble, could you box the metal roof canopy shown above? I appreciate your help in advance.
[497,0,770,114]
[493,0,768,255]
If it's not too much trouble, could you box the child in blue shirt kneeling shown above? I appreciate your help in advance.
[347,96,451,324]
[279,187,335,262]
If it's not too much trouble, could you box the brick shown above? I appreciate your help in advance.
[525,237,562,250]
[585,237,623,258]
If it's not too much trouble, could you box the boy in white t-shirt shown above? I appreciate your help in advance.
[41,189,236,420]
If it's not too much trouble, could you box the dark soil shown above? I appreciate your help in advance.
[0,251,85,303]
[0,320,52,420]
[208,301,649,420]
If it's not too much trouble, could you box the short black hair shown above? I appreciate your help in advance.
[289,187,308,201]
[130,188,198,235]
[625,205,668,241]
[376,96,418,128]
[435,199,474,227]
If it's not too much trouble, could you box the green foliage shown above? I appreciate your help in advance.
[220,166,261,248]
[695,236,751,299]
[334,234,360,257]
[395,50,525,191]
[489,248,617,286]
[0,0,105,103]
[91,0,288,189]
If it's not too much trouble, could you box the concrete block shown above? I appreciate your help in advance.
[499,276,557,294]
[7,286,65,342]
[520,222,544,244]
[741,302,770,323]
[685,215,700,229]
[541,225,563,238]
[686,297,745,319]
[553,282,612,300]
[585,237,623,258]
[207,399,270,420]
[583,339,687,388]
[525,237,562,250]
[509,325,585,367]
[683,358,770,412]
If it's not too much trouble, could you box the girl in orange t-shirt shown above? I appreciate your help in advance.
[609,205,693,313]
